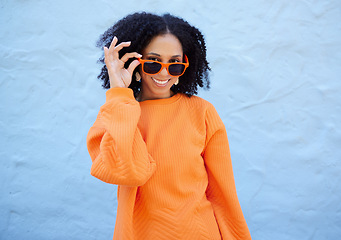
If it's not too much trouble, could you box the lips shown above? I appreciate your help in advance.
[152,77,170,87]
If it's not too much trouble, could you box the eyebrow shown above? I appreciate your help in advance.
[146,52,182,58]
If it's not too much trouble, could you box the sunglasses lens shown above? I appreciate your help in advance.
[169,64,186,76]
[143,62,162,74]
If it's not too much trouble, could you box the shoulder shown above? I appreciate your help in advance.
[185,94,225,128]
[180,94,215,111]
[180,95,221,121]
[180,94,223,125]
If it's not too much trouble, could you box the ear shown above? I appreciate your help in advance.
[135,72,141,82]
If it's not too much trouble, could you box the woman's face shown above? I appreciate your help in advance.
[139,33,183,101]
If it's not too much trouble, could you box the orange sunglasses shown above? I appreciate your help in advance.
[138,55,189,77]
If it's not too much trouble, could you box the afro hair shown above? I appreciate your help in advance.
[96,12,210,97]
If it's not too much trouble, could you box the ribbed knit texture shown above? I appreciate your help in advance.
[87,88,252,240]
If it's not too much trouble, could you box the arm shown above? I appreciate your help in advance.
[86,87,156,186]
[203,104,251,240]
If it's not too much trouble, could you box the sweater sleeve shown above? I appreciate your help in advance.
[203,104,251,240]
[86,88,156,186]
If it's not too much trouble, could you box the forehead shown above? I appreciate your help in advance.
[143,33,183,56]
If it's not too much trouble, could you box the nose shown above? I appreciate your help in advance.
[159,66,169,76]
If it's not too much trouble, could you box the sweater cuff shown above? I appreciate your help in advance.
[106,87,135,102]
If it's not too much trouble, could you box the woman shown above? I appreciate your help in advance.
[87,12,251,240]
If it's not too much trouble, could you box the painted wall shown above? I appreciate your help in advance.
[1,0,340,239]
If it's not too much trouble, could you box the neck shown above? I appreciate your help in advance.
[137,90,175,102]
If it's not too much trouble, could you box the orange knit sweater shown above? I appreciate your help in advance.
[87,88,251,240]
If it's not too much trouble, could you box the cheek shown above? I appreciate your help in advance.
[138,66,145,81]
[170,78,176,84]
[170,76,179,82]
[140,71,150,82]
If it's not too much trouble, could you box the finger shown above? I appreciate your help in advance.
[127,59,141,75]
[113,41,131,53]
[103,46,110,63]
[120,52,142,63]
[104,46,115,65]
[108,36,118,50]
[107,37,120,58]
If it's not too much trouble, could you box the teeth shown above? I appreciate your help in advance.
[152,77,169,85]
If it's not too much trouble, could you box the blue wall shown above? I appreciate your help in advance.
[1,0,340,239]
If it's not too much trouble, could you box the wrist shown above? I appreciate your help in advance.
[106,88,135,101]
[110,81,126,88]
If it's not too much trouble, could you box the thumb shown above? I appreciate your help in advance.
[127,59,141,76]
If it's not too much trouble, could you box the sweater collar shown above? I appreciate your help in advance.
[139,93,182,105]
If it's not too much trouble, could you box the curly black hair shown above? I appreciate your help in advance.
[96,12,210,97]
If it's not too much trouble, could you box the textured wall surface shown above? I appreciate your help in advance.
[1,0,340,239]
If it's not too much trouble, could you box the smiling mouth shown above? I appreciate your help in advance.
[152,77,170,86]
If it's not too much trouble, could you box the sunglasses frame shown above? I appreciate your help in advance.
[138,55,189,77]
